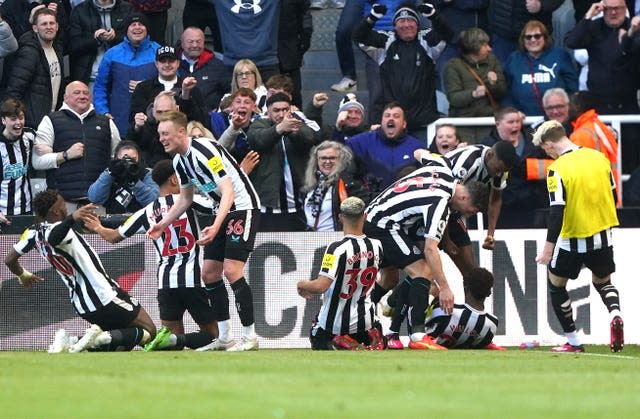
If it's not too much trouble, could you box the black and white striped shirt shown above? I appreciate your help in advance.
[174,138,260,212]
[366,155,456,241]
[0,129,35,215]
[426,302,499,349]
[445,145,507,190]
[316,234,383,335]
[118,194,213,289]
[14,222,119,315]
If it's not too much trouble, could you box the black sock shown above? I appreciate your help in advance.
[390,278,411,332]
[231,277,255,326]
[407,277,431,334]
[99,327,145,351]
[592,280,621,313]
[370,282,389,304]
[548,279,576,333]
[206,281,230,321]
[182,331,214,349]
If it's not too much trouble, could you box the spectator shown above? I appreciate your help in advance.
[426,267,504,349]
[297,196,385,351]
[533,120,624,353]
[215,88,259,164]
[83,159,219,352]
[569,90,621,204]
[535,87,572,134]
[127,90,176,167]
[87,140,159,214]
[432,0,489,87]
[301,141,370,231]
[0,99,36,224]
[187,120,215,140]
[224,59,268,111]
[247,92,317,231]
[5,189,157,353]
[4,7,64,129]
[215,0,281,82]
[128,0,170,44]
[332,93,371,143]
[566,0,640,172]
[354,2,453,141]
[427,123,465,154]
[444,27,506,142]
[503,20,577,117]
[0,12,19,57]
[32,81,120,210]
[68,0,133,86]
[481,106,549,227]
[182,0,222,53]
[178,27,231,112]
[487,0,564,65]
[0,0,70,52]
[92,13,159,135]
[149,110,261,352]
[128,45,206,128]
[346,102,423,190]
[278,0,313,108]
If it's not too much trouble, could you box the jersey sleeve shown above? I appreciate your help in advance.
[192,194,215,214]
[13,227,37,255]
[422,198,449,242]
[117,208,149,238]
[546,169,566,206]
[318,241,342,281]
[492,173,508,190]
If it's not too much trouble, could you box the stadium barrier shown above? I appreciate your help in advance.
[1,229,637,350]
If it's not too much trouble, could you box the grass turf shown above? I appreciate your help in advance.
[2,346,639,418]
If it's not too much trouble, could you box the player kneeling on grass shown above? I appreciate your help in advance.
[425,267,504,350]
[4,190,156,353]
[82,160,220,352]
[297,197,385,350]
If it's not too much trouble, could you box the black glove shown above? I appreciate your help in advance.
[369,4,387,21]
[123,159,144,185]
[417,2,436,17]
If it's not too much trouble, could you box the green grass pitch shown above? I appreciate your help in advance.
[2,346,640,418]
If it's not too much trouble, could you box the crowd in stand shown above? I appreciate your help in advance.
[0,0,631,353]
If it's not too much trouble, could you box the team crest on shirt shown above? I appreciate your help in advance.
[207,156,224,173]
[547,176,557,192]
[321,253,336,270]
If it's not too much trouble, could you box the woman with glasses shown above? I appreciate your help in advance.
[301,141,370,231]
[223,58,268,111]
[503,20,577,117]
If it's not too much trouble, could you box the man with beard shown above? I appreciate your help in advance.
[346,102,423,191]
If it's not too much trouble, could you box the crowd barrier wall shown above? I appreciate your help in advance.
[1,229,637,350]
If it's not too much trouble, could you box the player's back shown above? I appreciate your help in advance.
[426,302,498,349]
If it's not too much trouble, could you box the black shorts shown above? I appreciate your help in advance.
[157,287,216,324]
[446,212,471,248]
[203,209,260,262]
[549,246,616,279]
[363,222,423,269]
[81,288,141,331]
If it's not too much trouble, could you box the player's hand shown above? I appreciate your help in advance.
[147,223,165,240]
[535,242,554,265]
[297,281,313,299]
[73,203,98,222]
[197,225,219,245]
[81,212,102,232]
[240,150,260,175]
[0,212,10,225]
[18,271,43,289]
[437,286,454,314]
[482,235,495,250]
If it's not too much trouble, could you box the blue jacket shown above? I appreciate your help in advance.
[346,129,423,190]
[503,46,577,116]
[87,168,159,214]
[92,36,160,135]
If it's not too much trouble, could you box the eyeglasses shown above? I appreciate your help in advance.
[235,71,254,78]
[524,33,543,41]
[603,6,625,13]
[318,156,338,162]
[544,104,568,111]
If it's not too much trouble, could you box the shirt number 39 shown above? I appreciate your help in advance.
[339,266,378,299]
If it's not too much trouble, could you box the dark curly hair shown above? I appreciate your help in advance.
[32,189,60,218]
[463,267,494,300]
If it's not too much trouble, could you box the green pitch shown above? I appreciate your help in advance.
[2,346,639,418]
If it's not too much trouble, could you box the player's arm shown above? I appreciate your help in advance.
[483,187,502,250]
[82,212,124,244]
[297,276,333,300]
[424,238,454,314]
[536,170,565,265]
[4,249,43,289]
[148,186,194,239]
[198,177,235,245]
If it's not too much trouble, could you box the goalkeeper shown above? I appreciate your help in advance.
[88,141,159,214]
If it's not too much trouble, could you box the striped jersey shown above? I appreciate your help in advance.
[0,129,35,215]
[547,147,618,252]
[426,301,499,349]
[13,221,119,315]
[444,144,507,190]
[174,137,260,212]
[366,155,456,241]
[117,194,213,289]
[316,234,383,335]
